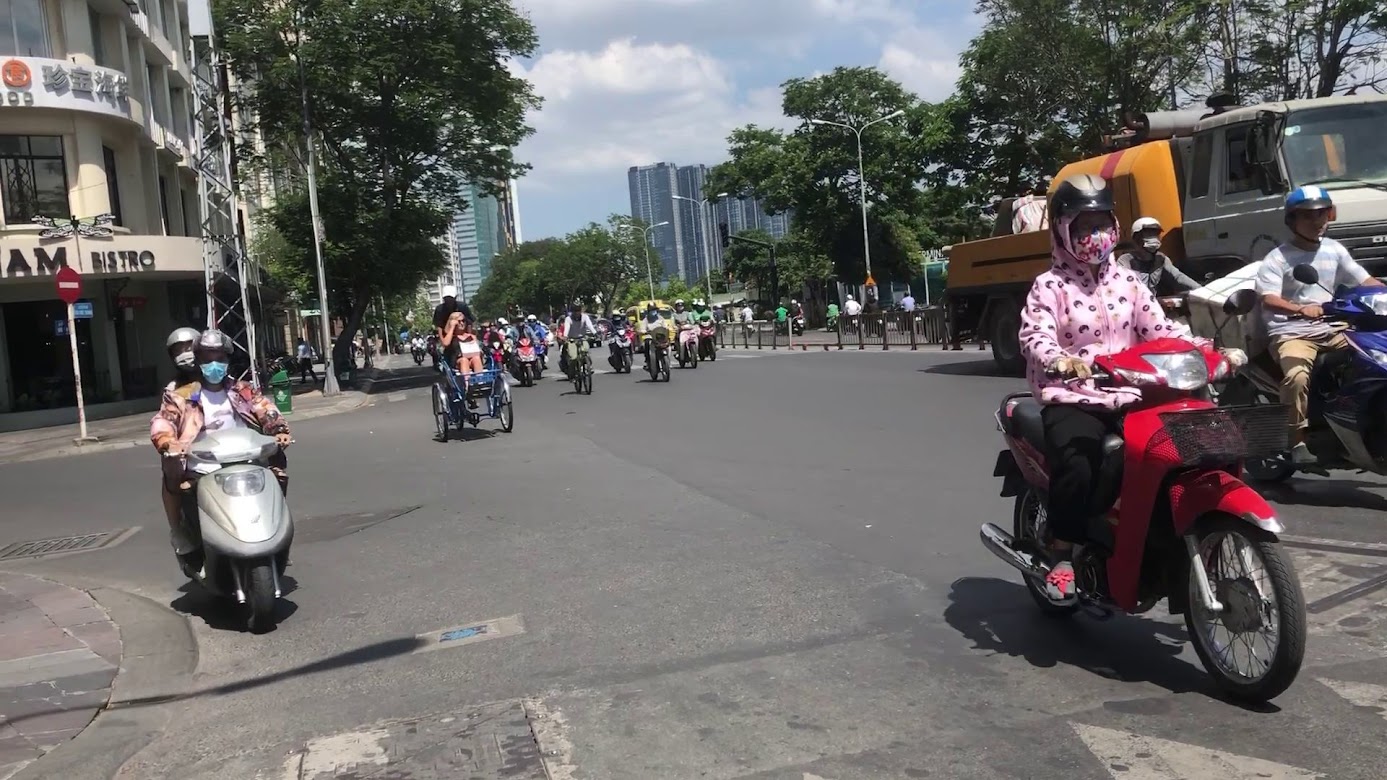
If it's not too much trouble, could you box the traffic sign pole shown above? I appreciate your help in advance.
[54,266,98,445]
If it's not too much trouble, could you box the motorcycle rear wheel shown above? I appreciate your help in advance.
[1014,488,1079,617]
[1184,515,1306,703]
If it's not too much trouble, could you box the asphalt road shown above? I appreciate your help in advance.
[2,348,1386,779]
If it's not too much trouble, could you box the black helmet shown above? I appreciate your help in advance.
[1050,174,1114,222]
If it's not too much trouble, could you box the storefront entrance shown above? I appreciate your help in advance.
[2,300,103,412]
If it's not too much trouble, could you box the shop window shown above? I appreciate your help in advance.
[1,135,68,225]
[3,301,103,412]
[1,0,50,57]
[103,146,123,226]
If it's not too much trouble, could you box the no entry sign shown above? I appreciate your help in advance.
[55,266,81,305]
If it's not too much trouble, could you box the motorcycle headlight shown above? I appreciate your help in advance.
[1367,348,1387,364]
[214,470,266,496]
[1140,350,1209,390]
[1362,292,1387,316]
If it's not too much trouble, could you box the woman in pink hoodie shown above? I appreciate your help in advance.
[1017,174,1241,602]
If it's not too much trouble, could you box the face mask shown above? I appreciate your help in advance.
[173,348,196,369]
[200,361,229,384]
[1142,237,1162,252]
[1072,225,1117,265]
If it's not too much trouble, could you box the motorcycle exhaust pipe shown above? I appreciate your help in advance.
[980,523,1051,578]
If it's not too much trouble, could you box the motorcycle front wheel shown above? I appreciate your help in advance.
[1184,515,1306,703]
[246,562,278,634]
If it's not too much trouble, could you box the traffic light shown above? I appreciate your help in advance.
[719,222,730,248]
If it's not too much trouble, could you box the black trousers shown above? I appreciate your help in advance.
[1041,404,1122,544]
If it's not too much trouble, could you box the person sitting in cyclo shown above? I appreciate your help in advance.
[438,312,485,407]
[557,301,596,377]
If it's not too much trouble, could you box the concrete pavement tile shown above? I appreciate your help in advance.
[11,709,94,738]
[0,608,49,629]
[26,590,93,614]
[0,740,42,772]
[0,649,112,688]
[44,606,107,628]
[0,630,84,662]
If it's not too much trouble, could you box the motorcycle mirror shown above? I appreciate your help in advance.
[1222,288,1258,315]
[1291,264,1319,285]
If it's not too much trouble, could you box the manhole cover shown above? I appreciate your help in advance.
[0,529,133,561]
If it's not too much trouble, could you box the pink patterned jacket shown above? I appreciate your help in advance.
[1018,253,1208,408]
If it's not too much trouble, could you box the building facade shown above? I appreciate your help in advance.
[1,0,212,431]
[452,180,516,301]
[627,162,685,283]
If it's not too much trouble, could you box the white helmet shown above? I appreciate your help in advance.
[1132,217,1161,234]
[497,317,509,326]
[526,314,537,321]
[846,294,855,301]
[674,299,685,306]
[441,285,458,299]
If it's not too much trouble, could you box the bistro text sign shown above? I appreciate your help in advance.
[2,246,158,278]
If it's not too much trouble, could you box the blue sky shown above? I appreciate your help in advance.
[509,0,981,241]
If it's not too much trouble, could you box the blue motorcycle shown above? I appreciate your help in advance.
[1223,263,1387,482]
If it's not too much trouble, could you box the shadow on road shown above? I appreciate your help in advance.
[942,576,1252,704]
[107,634,425,710]
[170,575,299,633]
[919,360,1020,379]
[437,426,498,443]
[1259,479,1387,512]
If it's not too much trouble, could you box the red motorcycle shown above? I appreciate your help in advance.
[984,298,1306,702]
[512,336,539,387]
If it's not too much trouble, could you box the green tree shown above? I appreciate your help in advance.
[215,0,540,374]
[248,218,312,302]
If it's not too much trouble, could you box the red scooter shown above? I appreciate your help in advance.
[983,294,1307,702]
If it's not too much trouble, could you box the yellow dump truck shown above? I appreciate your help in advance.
[945,94,1387,373]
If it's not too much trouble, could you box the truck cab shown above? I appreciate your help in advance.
[1181,96,1387,279]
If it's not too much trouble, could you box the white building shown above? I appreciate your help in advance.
[0,0,212,430]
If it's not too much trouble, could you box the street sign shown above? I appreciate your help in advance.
[55,266,81,304]
[300,308,323,317]
[73,301,93,318]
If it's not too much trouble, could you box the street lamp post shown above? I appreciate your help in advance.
[292,15,339,395]
[673,192,728,304]
[620,221,670,301]
[809,109,904,295]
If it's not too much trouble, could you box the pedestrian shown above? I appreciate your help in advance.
[900,292,916,312]
[295,338,318,384]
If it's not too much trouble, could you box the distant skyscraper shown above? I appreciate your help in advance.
[452,180,519,301]
[628,163,686,283]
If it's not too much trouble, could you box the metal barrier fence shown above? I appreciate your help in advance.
[715,307,949,351]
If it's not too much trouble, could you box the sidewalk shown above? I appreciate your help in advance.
[0,573,120,779]
[0,388,368,466]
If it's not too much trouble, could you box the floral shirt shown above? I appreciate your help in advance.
[150,379,289,454]
[1019,253,1208,408]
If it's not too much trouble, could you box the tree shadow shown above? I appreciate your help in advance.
[942,576,1275,709]
[169,575,299,634]
[919,360,1021,378]
[1260,479,1387,512]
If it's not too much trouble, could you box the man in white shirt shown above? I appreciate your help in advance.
[557,302,597,378]
[843,295,863,317]
[900,293,916,312]
[1256,186,1383,462]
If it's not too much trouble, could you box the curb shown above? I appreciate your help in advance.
[0,393,370,467]
[11,584,198,780]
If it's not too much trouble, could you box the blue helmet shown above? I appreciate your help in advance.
[1284,186,1333,219]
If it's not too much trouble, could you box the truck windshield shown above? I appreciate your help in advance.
[1282,103,1387,190]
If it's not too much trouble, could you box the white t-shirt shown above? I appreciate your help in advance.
[741,306,753,322]
[900,295,916,312]
[199,387,247,433]
[296,343,311,359]
[844,299,863,316]
[1255,238,1370,339]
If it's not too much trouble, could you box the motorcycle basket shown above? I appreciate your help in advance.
[1157,405,1290,467]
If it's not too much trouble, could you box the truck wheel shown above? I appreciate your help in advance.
[990,303,1025,375]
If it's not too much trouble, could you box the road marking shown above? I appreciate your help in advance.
[386,391,409,403]
[1317,678,1387,720]
[414,614,525,654]
[1283,534,1387,556]
[1288,547,1387,640]
[1072,724,1323,778]
[278,727,391,780]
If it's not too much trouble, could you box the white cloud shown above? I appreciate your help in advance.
[513,39,787,183]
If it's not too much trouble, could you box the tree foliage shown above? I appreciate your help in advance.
[215,0,540,370]
[471,216,648,317]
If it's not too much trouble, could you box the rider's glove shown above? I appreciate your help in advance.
[1047,355,1091,380]
[1219,347,1248,369]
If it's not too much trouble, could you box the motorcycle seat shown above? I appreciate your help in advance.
[1002,395,1124,458]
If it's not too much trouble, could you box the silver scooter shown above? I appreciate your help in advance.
[171,428,294,632]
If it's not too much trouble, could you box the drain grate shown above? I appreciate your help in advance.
[0,530,127,561]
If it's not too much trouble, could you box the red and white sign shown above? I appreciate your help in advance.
[55,266,82,304]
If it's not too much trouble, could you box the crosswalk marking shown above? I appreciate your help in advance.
[1288,546,1387,644]
[1072,724,1322,779]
